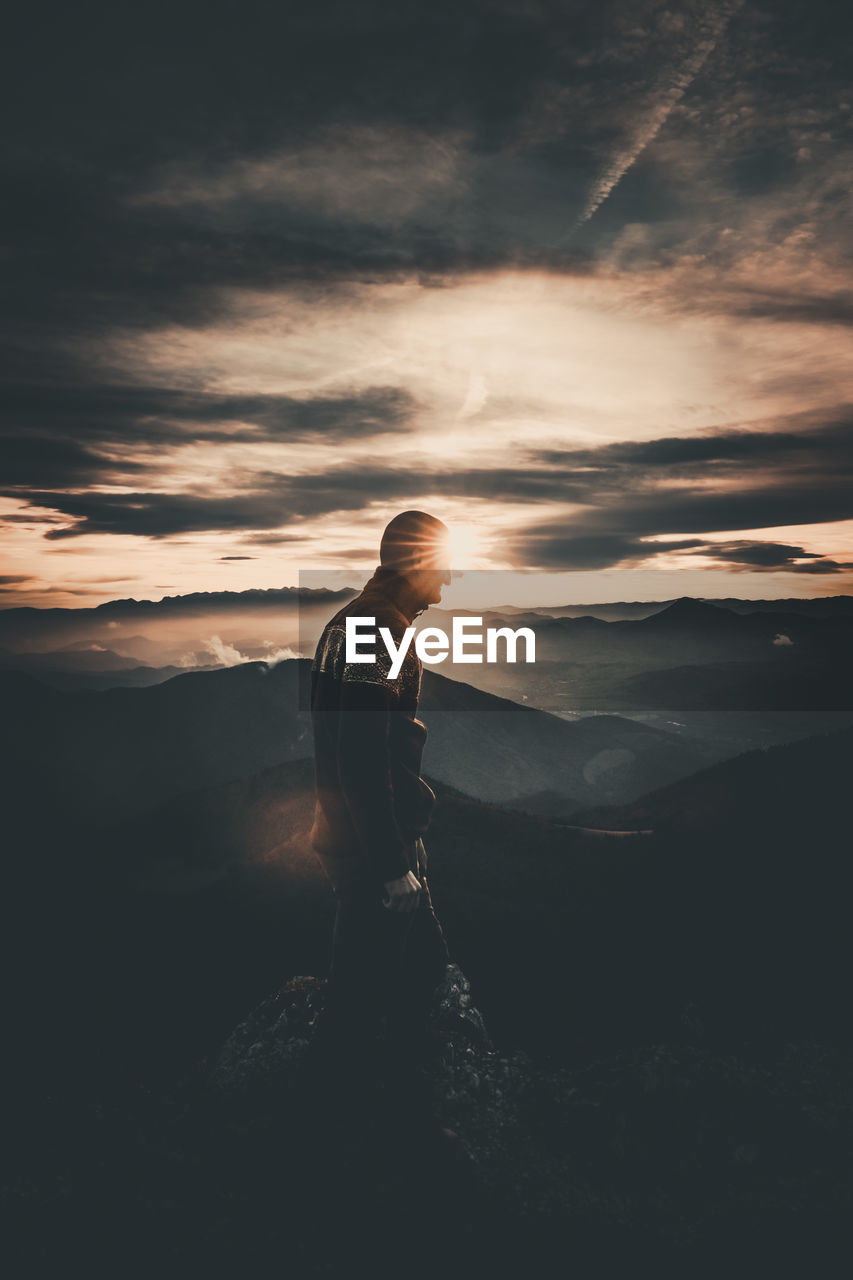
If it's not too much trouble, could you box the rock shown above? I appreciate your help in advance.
[196,963,532,1173]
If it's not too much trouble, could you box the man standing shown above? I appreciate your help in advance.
[306,510,453,1137]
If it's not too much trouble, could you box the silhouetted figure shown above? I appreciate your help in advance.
[306,511,453,1139]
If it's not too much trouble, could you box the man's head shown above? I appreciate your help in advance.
[380,509,451,608]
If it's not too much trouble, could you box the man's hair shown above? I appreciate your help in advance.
[380,510,449,574]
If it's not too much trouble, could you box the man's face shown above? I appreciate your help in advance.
[405,563,451,609]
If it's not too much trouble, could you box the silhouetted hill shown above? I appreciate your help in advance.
[0,661,312,824]
[637,596,742,631]
[573,724,853,834]
[10,662,220,691]
[712,595,853,619]
[0,646,146,672]
[420,672,715,809]
[613,657,853,710]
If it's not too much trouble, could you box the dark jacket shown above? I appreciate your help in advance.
[309,566,436,889]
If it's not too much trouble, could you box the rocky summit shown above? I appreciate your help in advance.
[161,964,853,1280]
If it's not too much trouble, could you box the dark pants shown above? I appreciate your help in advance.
[309,838,450,1109]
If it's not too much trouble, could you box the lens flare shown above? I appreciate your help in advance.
[446,523,484,569]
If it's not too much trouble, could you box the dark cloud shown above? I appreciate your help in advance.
[685,541,853,574]
[704,287,853,328]
[3,0,847,354]
[495,532,706,571]
[0,385,418,495]
[0,574,32,584]
[241,533,304,546]
[509,416,853,568]
[787,559,853,574]
[0,384,416,445]
[531,417,852,471]
[698,541,823,568]
[0,513,67,525]
[5,412,853,552]
[219,555,255,561]
[1,1,604,351]
[331,547,383,562]
[0,435,149,488]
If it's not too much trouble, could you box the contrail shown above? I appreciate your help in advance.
[574,1,744,230]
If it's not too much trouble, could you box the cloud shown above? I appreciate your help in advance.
[0,435,149,488]
[574,2,745,228]
[6,411,852,555]
[242,533,305,546]
[498,532,706,571]
[199,635,249,666]
[695,541,824,568]
[0,382,417,478]
[685,540,853,574]
[135,125,470,229]
[219,555,255,561]
[186,634,299,668]
[508,414,853,568]
[3,0,852,595]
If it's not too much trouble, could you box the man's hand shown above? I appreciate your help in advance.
[382,870,421,912]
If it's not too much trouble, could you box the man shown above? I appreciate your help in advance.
[306,510,452,1137]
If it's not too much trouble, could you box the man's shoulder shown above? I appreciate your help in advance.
[313,597,419,693]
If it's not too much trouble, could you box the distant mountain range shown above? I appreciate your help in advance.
[0,585,355,664]
[2,587,851,664]
[427,596,853,711]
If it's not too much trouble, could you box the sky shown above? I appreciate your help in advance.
[2,0,852,608]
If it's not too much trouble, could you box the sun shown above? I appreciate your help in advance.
[445,523,484,570]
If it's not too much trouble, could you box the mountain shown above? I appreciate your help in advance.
[613,657,853,710]
[533,597,853,663]
[572,723,853,834]
[419,672,715,810]
[6,685,853,1278]
[0,645,159,675]
[7,662,221,692]
[10,726,853,1084]
[0,646,152,672]
[429,597,853,713]
[711,595,853,619]
[636,596,743,632]
[3,589,851,668]
[0,586,355,668]
[1,658,716,829]
[0,661,313,825]
[5,594,853,1277]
